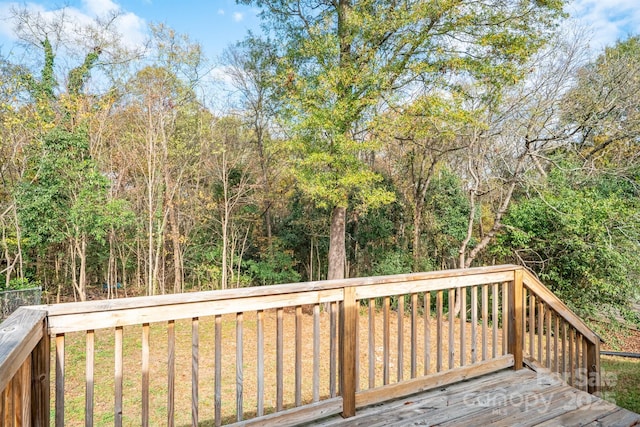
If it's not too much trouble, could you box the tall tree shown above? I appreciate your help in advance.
[241,0,565,279]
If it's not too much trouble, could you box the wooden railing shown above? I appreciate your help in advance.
[0,265,601,426]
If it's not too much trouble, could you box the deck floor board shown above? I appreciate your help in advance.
[306,368,640,427]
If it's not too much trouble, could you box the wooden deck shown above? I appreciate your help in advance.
[309,368,640,427]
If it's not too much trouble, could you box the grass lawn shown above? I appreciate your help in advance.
[601,355,640,414]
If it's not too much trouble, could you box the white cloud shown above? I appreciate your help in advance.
[218,9,225,15]
[82,0,120,16]
[233,12,244,22]
[569,0,640,51]
[0,1,146,50]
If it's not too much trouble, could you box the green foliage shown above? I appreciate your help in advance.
[16,127,109,246]
[0,277,40,292]
[495,159,640,324]
[245,240,301,286]
[371,251,414,276]
[422,168,472,266]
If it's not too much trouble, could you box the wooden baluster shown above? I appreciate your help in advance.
[114,327,123,427]
[545,307,551,369]
[568,327,574,386]
[471,286,478,364]
[562,320,568,383]
[142,324,150,427]
[340,287,357,418]
[448,289,455,369]
[257,310,265,415]
[537,300,544,362]
[330,302,338,396]
[436,290,443,372]
[215,315,222,426]
[581,336,588,392]
[529,293,535,358]
[502,282,508,356]
[167,321,175,427]
[115,327,123,427]
[276,308,284,410]
[295,306,302,406]
[355,299,360,392]
[397,295,404,381]
[383,296,390,385]
[424,292,431,375]
[236,313,244,422]
[313,304,321,401]
[368,299,376,389]
[460,288,467,367]
[554,314,559,374]
[55,334,65,427]
[482,285,488,361]
[411,293,418,378]
[492,283,498,359]
[192,317,199,425]
[86,330,94,427]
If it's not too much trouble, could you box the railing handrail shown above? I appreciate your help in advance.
[0,306,47,393]
[36,264,520,334]
[522,270,600,345]
[1,264,605,425]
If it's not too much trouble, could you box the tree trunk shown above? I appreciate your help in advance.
[327,206,346,280]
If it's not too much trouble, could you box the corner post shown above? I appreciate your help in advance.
[31,316,50,427]
[586,339,600,395]
[508,269,524,370]
[340,286,357,418]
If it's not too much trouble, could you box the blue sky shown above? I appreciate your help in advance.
[0,0,638,61]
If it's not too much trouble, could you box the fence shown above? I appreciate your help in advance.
[0,287,41,321]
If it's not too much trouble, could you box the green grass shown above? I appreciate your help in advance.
[601,355,640,414]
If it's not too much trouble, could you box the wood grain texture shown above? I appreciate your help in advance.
[508,270,523,370]
[114,327,123,427]
[141,323,149,427]
[0,308,46,393]
[522,271,599,344]
[192,317,199,426]
[355,355,514,409]
[236,313,244,422]
[55,334,65,427]
[340,287,357,418]
[368,299,375,389]
[257,310,265,414]
[167,320,175,427]
[30,319,49,427]
[86,330,94,427]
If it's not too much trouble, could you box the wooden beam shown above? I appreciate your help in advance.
[508,270,524,370]
[30,317,49,427]
[340,287,357,418]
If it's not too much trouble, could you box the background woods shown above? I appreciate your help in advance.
[0,2,638,329]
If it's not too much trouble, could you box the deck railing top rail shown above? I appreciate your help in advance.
[0,264,604,426]
[36,264,520,334]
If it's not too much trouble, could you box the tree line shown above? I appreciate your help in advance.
[0,1,638,327]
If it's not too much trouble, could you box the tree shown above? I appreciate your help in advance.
[16,127,112,301]
[223,37,280,250]
[495,161,640,325]
[563,36,640,172]
[241,0,565,280]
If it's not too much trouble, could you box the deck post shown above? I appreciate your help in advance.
[508,269,524,370]
[31,317,50,427]
[340,286,357,418]
[586,339,600,395]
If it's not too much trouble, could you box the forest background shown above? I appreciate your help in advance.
[0,0,639,332]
